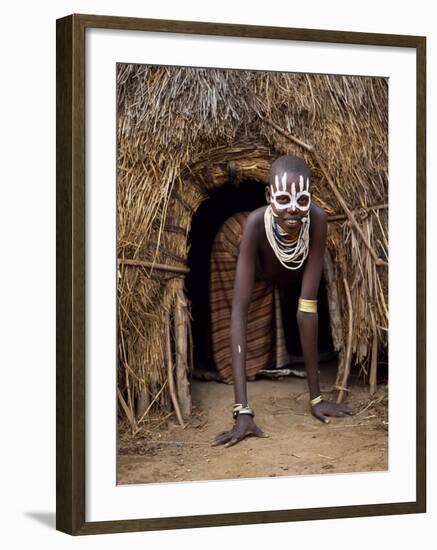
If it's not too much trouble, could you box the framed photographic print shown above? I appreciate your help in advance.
[56,13,426,535]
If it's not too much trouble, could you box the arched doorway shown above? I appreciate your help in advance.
[185,178,335,378]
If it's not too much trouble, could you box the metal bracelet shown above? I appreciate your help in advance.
[309,395,323,407]
[232,404,255,418]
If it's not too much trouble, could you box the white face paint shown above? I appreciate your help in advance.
[270,172,311,215]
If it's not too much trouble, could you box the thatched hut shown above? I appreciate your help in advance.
[116,64,388,433]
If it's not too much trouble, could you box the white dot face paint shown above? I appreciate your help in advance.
[270,172,311,213]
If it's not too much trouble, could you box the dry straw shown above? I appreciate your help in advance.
[116,64,388,433]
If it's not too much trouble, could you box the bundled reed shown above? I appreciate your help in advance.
[116,64,388,432]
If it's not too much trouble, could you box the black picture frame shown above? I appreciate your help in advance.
[56,13,426,535]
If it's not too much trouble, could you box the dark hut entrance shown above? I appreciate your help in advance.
[185,178,335,379]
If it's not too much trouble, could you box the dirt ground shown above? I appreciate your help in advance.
[117,362,388,485]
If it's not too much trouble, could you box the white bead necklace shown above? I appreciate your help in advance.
[264,205,310,270]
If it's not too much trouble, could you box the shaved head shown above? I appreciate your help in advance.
[269,155,311,187]
[265,154,312,230]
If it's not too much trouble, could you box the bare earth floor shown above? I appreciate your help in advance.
[117,363,388,485]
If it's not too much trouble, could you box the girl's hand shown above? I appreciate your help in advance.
[311,401,352,424]
[212,414,268,448]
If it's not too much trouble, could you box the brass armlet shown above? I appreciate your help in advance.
[298,298,318,313]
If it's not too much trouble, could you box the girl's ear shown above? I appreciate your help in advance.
[265,185,271,203]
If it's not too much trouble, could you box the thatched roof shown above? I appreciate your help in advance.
[116,64,388,428]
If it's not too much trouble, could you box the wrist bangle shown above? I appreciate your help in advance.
[233,403,255,418]
[309,395,323,407]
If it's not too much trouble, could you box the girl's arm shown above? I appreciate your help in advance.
[297,207,352,422]
[213,211,267,447]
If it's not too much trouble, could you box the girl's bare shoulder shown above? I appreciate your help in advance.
[310,204,327,230]
[244,206,268,235]
[310,203,327,222]
[309,204,327,243]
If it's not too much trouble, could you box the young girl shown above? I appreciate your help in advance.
[213,155,351,448]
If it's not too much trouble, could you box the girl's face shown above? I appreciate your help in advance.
[266,171,311,233]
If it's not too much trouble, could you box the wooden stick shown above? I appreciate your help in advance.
[261,116,388,268]
[369,309,378,395]
[328,203,388,222]
[136,379,168,427]
[312,150,387,267]
[187,309,194,375]
[323,249,344,354]
[124,358,136,433]
[146,242,187,264]
[355,396,385,417]
[118,258,190,275]
[117,388,138,434]
[135,385,151,419]
[118,316,140,428]
[165,312,185,428]
[174,279,192,419]
[337,278,354,404]
[330,424,370,429]
[324,249,346,395]
[263,117,314,152]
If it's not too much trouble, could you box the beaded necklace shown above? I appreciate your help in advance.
[264,205,310,270]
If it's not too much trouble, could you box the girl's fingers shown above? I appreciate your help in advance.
[336,407,352,416]
[252,427,268,438]
[315,411,330,424]
[212,432,232,446]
